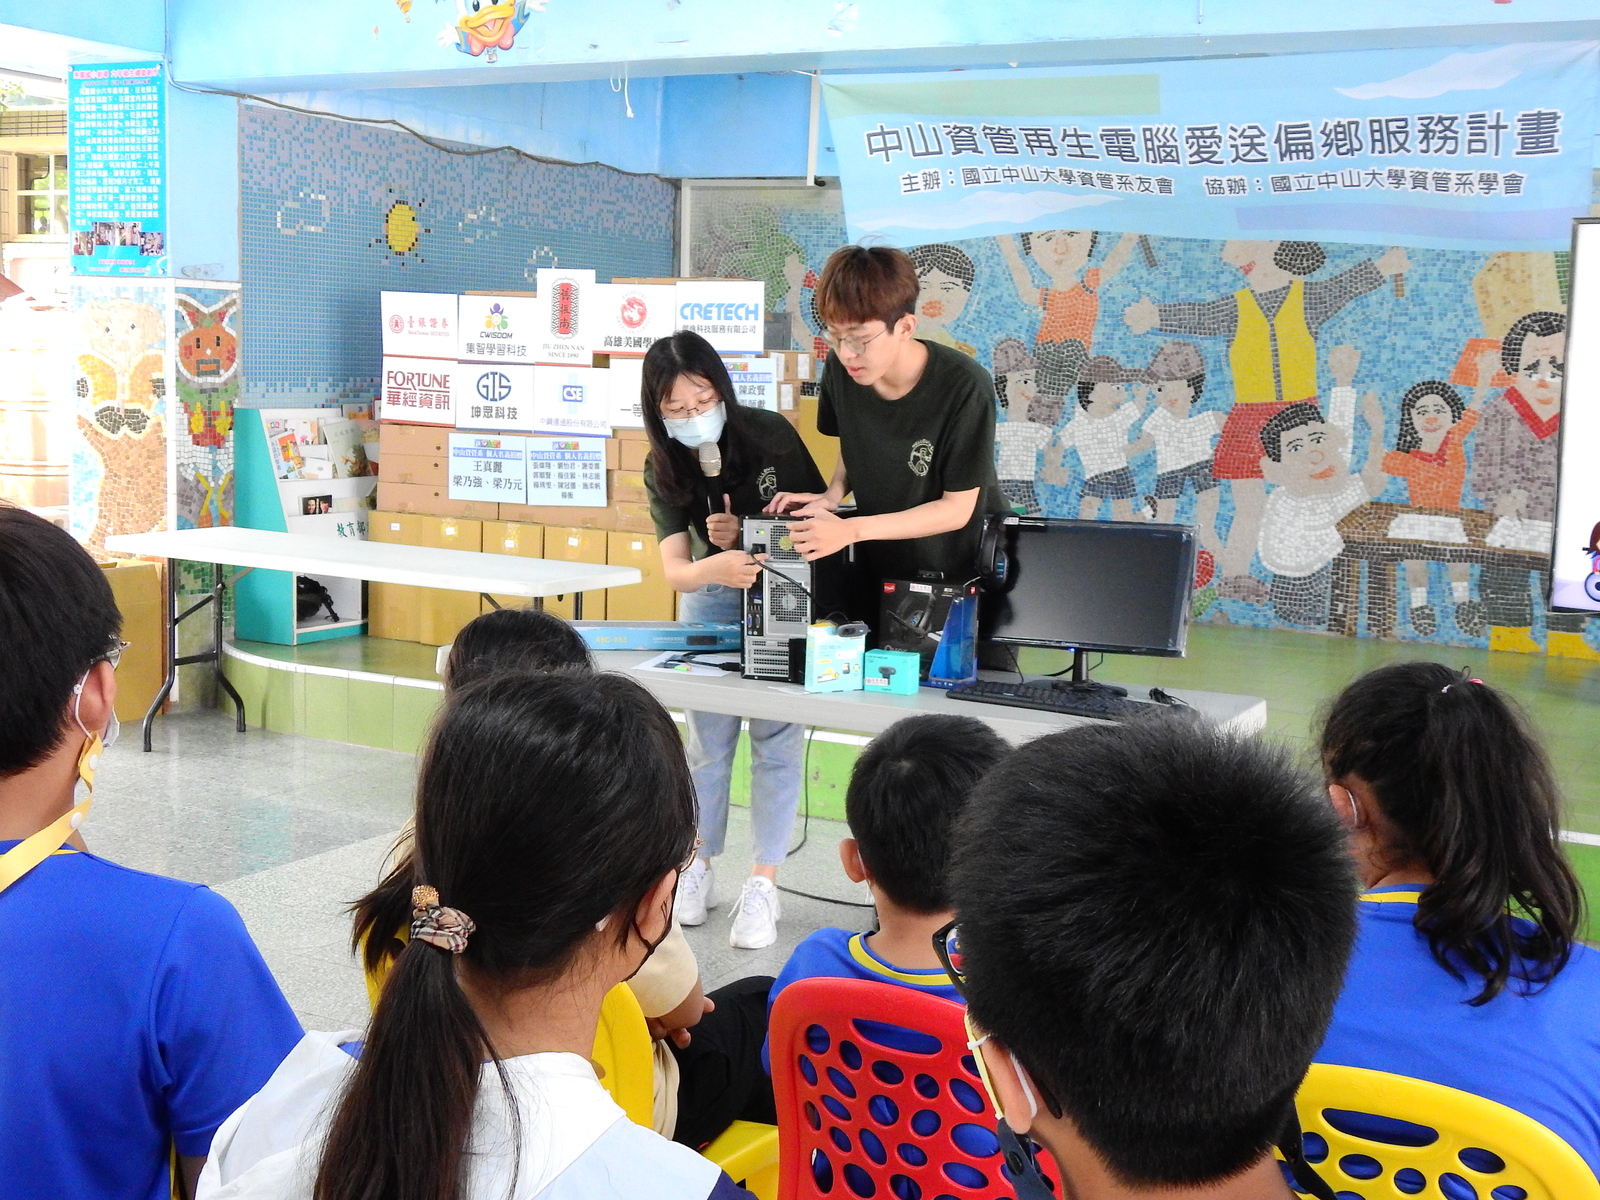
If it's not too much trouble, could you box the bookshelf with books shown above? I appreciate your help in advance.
[233,406,379,645]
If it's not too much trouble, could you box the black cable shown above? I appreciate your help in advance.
[778,728,876,910]
[166,78,670,182]
[756,559,813,603]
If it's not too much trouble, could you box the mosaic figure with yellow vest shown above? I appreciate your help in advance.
[1126,239,1408,601]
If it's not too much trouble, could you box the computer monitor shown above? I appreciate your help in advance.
[981,517,1196,689]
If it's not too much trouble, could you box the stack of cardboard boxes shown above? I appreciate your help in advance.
[368,347,826,648]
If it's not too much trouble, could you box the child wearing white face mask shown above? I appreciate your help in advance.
[641,331,827,951]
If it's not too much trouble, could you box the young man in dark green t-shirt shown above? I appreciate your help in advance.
[766,245,1008,585]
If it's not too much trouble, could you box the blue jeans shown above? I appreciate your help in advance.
[679,584,804,866]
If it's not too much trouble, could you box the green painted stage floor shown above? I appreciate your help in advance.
[232,624,1600,926]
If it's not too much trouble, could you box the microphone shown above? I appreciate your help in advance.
[697,440,722,516]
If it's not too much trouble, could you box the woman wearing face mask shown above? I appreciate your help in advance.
[642,330,826,951]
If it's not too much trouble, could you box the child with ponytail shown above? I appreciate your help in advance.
[198,672,746,1199]
[1316,661,1600,1173]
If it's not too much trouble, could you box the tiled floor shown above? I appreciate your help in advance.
[88,710,868,1029]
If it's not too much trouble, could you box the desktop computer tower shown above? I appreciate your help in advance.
[740,515,853,681]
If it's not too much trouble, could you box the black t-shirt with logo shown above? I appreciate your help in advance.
[645,406,826,561]
[819,339,1008,582]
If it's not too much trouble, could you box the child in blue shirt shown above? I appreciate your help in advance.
[762,714,1009,1071]
[0,507,301,1200]
[1316,661,1600,1176]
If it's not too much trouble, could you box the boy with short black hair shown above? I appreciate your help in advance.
[0,505,302,1200]
[947,717,1357,1199]
[761,714,1009,1070]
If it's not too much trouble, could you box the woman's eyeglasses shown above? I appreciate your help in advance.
[660,388,721,419]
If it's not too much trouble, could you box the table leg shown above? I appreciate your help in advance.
[1368,559,1397,639]
[213,562,246,732]
[1329,554,1356,636]
[573,592,584,620]
[141,557,181,752]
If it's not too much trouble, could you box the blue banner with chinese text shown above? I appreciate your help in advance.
[68,61,167,277]
[822,43,1597,252]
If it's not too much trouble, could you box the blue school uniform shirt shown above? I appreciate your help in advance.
[762,928,963,1073]
[0,841,303,1200]
[1316,885,1600,1176]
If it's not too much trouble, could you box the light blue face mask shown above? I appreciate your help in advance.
[663,402,726,447]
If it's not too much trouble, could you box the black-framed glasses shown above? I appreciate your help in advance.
[96,639,130,671]
[932,918,966,998]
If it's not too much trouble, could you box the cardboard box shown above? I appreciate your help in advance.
[100,559,165,723]
[497,502,615,529]
[481,521,545,612]
[368,511,426,642]
[605,531,675,621]
[379,452,448,487]
[416,516,483,645]
[377,481,498,520]
[795,391,839,485]
[615,426,650,442]
[618,439,650,472]
[379,422,451,459]
[613,503,656,535]
[609,469,648,505]
[604,437,621,470]
[542,526,608,620]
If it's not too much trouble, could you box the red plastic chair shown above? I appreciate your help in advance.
[769,976,1059,1200]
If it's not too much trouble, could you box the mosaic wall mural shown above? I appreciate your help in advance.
[239,104,677,407]
[174,283,239,529]
[690,185,1598,658]
[69,280,170,549]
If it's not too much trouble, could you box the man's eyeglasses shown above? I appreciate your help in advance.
[821,326,889,357]
[97,640,130,671]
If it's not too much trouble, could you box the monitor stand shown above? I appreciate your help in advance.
[1053,647,1129,700]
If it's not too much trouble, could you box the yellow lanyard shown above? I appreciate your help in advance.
[1360,890,1423,904]
[0,736,99,897]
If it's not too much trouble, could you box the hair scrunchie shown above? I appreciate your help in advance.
[411,884,475,954]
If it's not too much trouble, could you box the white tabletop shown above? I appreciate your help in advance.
[105,527,640,599]
[597,651,1266,743]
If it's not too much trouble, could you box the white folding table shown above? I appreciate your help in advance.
[104,527,641,750]
[597,651,1267,743]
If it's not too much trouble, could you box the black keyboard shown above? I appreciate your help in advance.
[947,679,1141,720]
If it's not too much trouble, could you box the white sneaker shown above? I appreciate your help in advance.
[675,859,716,926]
[729,876,781,949]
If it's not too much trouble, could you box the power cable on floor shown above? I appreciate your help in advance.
[778,726,875,910]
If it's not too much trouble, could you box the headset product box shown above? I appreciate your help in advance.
[863,649,920,695]
[878,579,978,678]
[804,622,868,693]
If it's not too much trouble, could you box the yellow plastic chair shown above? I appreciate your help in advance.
[363,938,778,1196]
[1291,1063,1600,1199]
[599,982,779,1199]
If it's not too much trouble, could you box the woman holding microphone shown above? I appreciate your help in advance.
[642,330,827,950]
